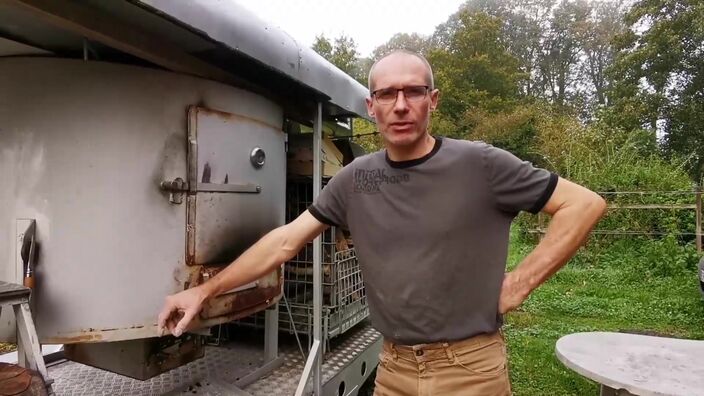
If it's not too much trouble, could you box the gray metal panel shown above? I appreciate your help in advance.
[0,1,84,51]
[0,36,50,56]
[136,0,371,118]
[83,0,216,53]
[0,57,284,343]
[192,108,286,265]
[0,0,370,121]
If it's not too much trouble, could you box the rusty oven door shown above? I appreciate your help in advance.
[185,106,285,325]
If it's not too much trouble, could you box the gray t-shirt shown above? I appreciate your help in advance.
[309,137,557,345]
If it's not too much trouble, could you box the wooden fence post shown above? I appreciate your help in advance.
[696,191,702,254]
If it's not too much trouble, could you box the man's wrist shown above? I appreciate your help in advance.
[509,268,537,298]
[198,282,218,301]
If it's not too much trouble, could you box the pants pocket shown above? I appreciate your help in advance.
[374,351,400,396]
[377,350,391,369]
[451,339,507,376]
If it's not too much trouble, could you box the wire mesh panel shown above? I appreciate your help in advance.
[236,178,369,345]
[282,223,337,307]
[327,250,367,338]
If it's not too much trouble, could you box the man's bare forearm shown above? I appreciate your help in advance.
[199,226,293,299]
[194,211,327,300]
[513,193,606,295]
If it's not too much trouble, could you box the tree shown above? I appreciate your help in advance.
[312,35,333,60]
[432,0,555,98]
[431,0,513,50]
[427,10,524,138]
[580,1,625,107]
[370,33,431,62]
[608,0,704,180]
[537,0,591,108]
[502,7,547,97]
[312,34,363,83]
[432,0,623,116]
[330,35,360,78]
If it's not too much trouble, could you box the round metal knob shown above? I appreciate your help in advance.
[250,147,265,168]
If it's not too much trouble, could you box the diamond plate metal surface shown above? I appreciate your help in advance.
[48,323,381,395]
[246,325,380,396]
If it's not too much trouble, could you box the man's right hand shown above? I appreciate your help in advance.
[155,211,327,337]
[157,285,209,337]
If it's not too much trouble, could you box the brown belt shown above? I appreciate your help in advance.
[383,331,503,362]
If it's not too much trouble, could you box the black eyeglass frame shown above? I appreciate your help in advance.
[370,85,431,105]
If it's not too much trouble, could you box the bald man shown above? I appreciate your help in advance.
[158,50,606,395]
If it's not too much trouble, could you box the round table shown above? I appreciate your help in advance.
[555,332,704,396]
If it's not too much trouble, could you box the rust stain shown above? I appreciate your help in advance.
[174,262,283,319]
[186,196,197,266]
[184,266,203,290]
[48,334,103,343]
[199,265,221,279]
[200,282,281,318]
[46,324,153,344]
[195,106,282,132]
[172,265,183,288]
[187,265,283,319]
[201,162,211,183]
[196,264,280,285]
[200,293,282,327]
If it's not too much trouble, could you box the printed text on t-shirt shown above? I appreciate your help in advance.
[353,169,410,194]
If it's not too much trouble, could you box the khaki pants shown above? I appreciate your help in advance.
[374,331,512,396]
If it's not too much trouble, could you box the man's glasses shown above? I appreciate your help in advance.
[371,85,430,105]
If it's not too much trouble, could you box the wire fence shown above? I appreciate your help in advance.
[530,190,703,253]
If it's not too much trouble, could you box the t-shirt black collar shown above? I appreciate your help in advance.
[385,136,443,169]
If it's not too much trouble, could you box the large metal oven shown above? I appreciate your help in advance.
[1,57,286,344]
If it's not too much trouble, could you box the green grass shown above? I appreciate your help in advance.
[504,230,704,395]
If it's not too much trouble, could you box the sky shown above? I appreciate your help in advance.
[234,0,467,57]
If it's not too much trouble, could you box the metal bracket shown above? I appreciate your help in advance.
[196,183,261,194]
[160,178,261,204]
[160,177,188,204]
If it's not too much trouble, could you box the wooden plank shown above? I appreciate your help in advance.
[14,303,49,381]
[8,0,239,85]
[0,281,30,298]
